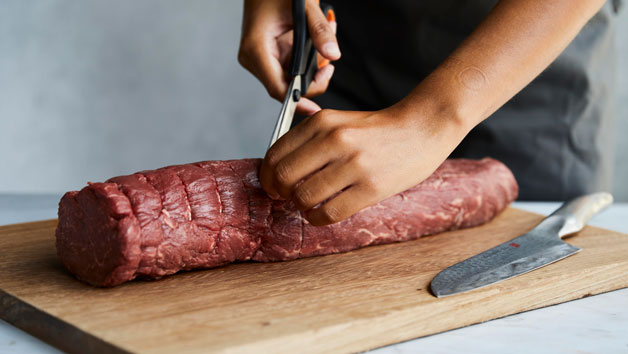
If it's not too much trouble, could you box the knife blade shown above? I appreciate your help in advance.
[430,192,613,298]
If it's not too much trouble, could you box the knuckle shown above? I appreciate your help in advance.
[293,187,313,209]
[237,48,248,67]
[274,162,293,186]
[321,205,342,224]
[329,127,353,147]
[264,80,285,100]
[311,20,331,39]
[352,153,368,170]
[265,149,281,167]
[318,77,331,92]
[362,175,380,192]
[259,177,271,191]
[237,41,254,67]
[305,86,323,97]
[310,109,332,128]
[266,85,283,100]
[349,154,380,192]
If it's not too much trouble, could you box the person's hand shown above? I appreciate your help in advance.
[259,101,469,226]
[238,0,340,116]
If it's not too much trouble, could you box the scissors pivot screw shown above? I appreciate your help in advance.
[293,89,302,101]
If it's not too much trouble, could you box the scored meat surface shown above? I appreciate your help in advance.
[56,158,518,287]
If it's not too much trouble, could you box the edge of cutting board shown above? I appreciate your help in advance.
[1,288,129,354]
[1,210,627,354]
[0,219,127,353]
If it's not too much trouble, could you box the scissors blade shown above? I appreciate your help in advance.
[269,75,302,148]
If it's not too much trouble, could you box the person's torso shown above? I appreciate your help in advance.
[315,0,620,200]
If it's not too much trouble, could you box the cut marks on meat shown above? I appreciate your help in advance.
[144,168,205,271]
[253,199,303,262]
[169,164,221,267]
[170,164,221,236]
[234,159,273,262]
[107,174,166,277]
[196,160,257,263]
[225,160,263,261]
[56,158,519,286]
[225,159,268,261]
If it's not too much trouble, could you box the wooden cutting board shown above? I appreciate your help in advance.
[1,208,627,354]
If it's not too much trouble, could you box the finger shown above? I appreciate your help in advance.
[315,22,337,68]
[306,1,341,60]
[295,97,321,116]
[276,30,293,74]
[260,115,320,199]
[273,133,341,199]
[305,184,377,226]
[292,160,355,211]
[256,47,289,101]
[239,39,288,101]
[305,64,334,98]
[329,20,337,35]
[239,39,286,100]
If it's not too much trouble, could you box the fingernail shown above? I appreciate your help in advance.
[322,42,341,59]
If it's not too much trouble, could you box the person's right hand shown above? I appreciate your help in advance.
[238,0,341,116]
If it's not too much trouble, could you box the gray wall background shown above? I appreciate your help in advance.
[1,1,627,200]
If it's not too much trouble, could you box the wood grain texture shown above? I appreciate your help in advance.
[0,208,627,354]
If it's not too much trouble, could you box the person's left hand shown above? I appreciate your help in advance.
[259,102,468,226]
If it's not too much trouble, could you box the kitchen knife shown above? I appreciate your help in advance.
[430,192,613,298]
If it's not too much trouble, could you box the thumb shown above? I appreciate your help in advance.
[305,1,341,61]
[295,97,321,116]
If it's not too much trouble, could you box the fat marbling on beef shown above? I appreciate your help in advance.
[56,158,518,286]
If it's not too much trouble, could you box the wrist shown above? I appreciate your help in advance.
[392,84,472,145]
[398,56,499,139]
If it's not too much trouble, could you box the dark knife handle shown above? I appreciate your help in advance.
[547,192,613,238]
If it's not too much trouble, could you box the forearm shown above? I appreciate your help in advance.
[399,0,606,132]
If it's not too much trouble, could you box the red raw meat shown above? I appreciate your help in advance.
[56,158,518,286]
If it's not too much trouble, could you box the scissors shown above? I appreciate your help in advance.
[268,0,336,148]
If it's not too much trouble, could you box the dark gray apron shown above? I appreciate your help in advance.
[312,0,620,200]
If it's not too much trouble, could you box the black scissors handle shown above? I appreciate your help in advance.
[290,0,307,77]
[290,0,335,95]
[269,1,336,147]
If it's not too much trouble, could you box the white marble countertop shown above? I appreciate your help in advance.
[0,194,626,354]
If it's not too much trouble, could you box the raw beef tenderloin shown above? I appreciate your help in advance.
[56,158,518,286]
